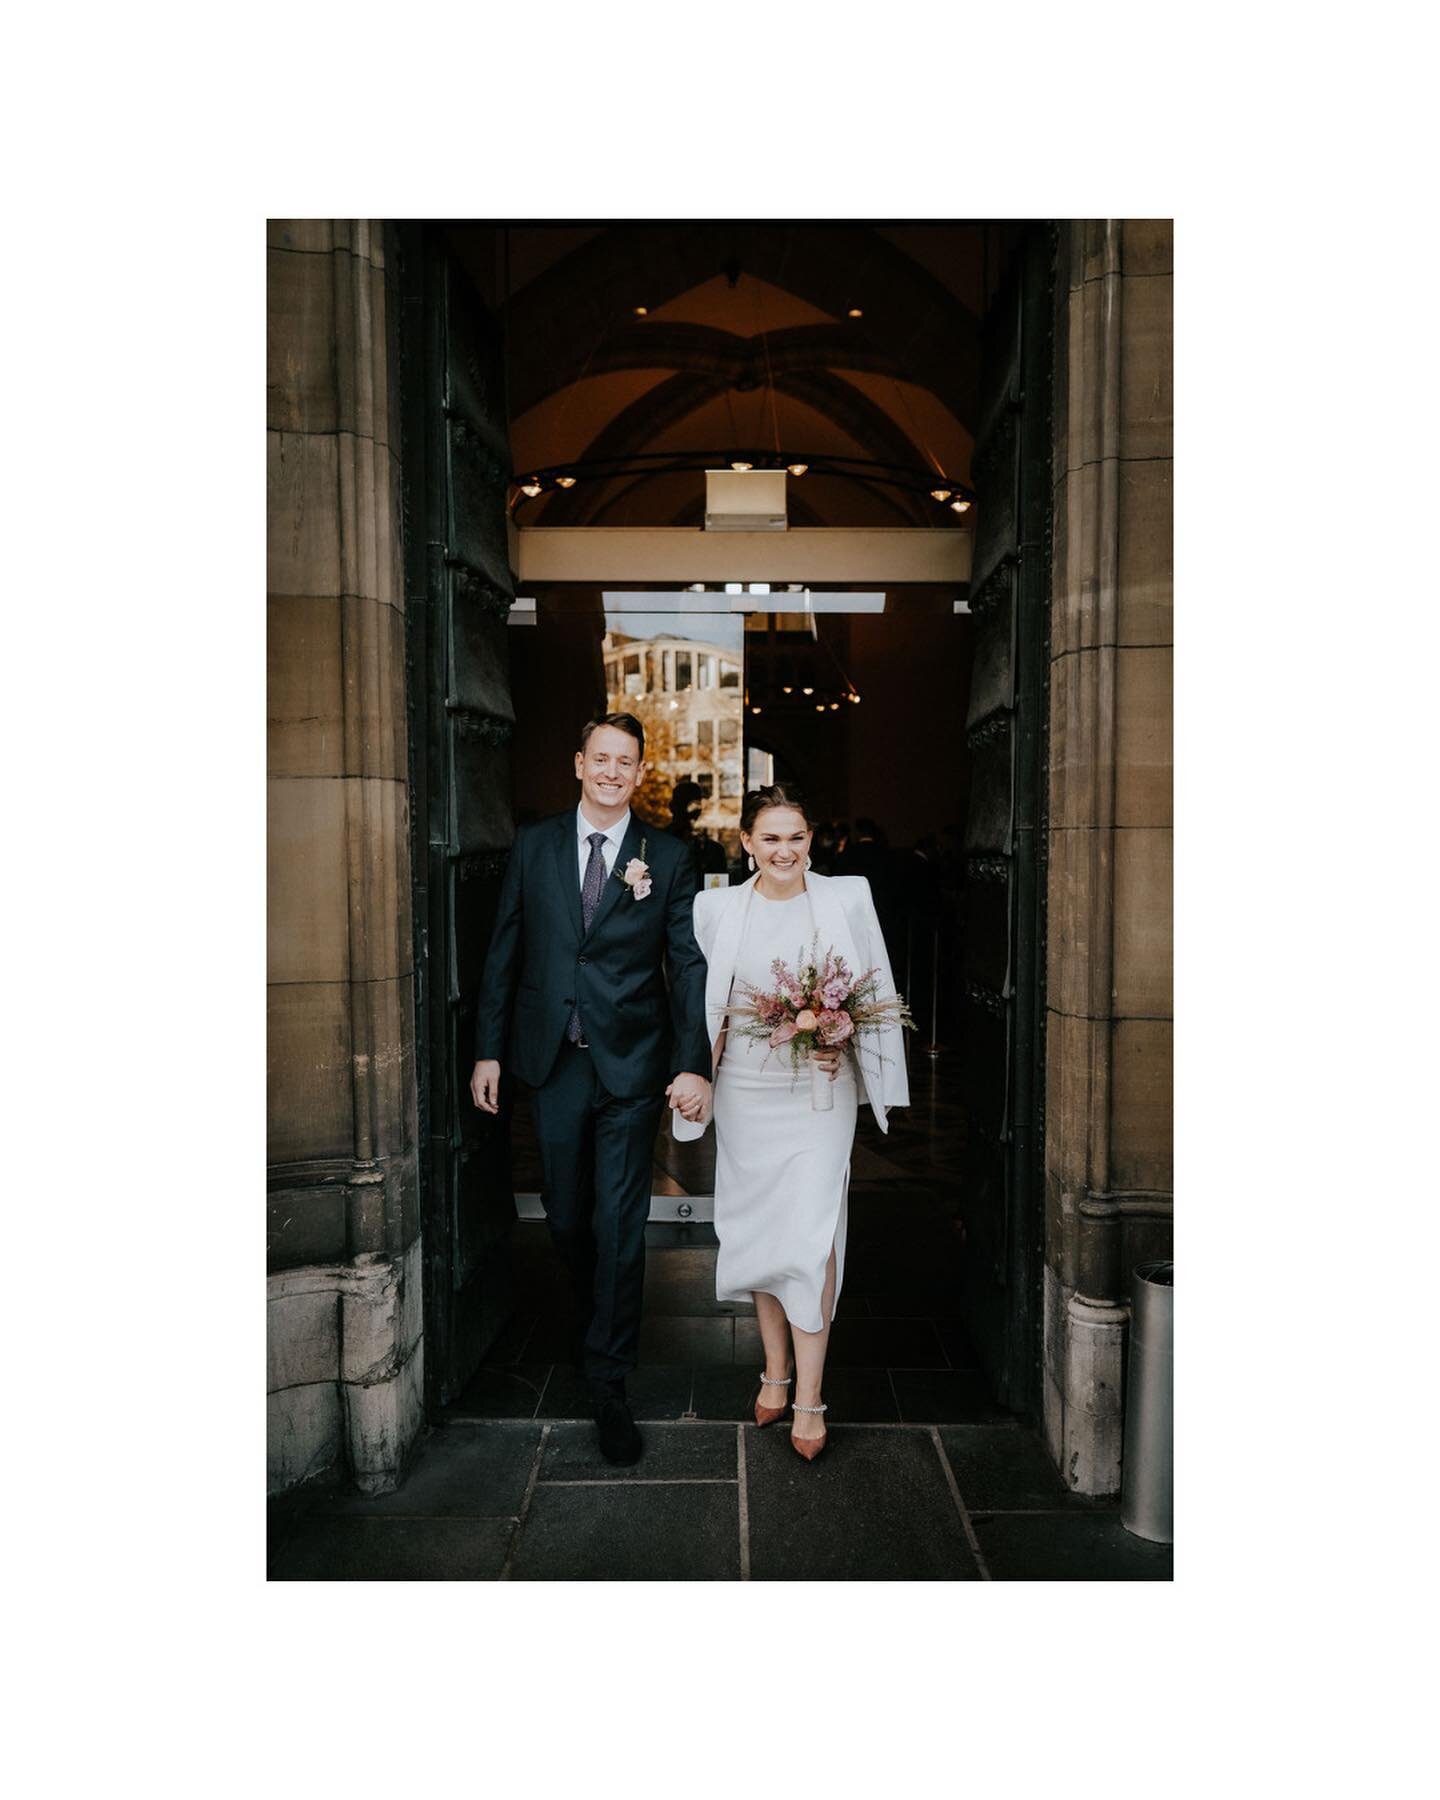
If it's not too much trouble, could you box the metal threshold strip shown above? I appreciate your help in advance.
[514,1191,716,1224]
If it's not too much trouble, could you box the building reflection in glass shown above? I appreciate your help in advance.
[602,611,744,865]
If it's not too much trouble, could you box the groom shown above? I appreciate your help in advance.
[470,714,712,1463]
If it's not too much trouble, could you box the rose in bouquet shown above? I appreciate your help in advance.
[724,934,914,1108]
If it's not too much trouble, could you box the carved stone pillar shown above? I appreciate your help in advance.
[267,221,422,1494]
[1044,221,1173,1494]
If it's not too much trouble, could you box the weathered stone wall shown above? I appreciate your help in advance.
[1044,221,1173,1495]
[267,221,423,1495]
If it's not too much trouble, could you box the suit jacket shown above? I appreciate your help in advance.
[673,871,911,1140]
[474,809,711,1099]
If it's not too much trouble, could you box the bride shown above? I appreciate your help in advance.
[671,784,909,1461]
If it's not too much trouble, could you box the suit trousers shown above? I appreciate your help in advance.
[527,1040,665,1391]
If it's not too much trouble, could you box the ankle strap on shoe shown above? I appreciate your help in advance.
[758,1373,793,1387]
[792,1402,827,1414]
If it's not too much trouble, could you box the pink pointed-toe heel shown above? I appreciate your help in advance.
[790,1401,828,1461]
[755,1370,793,1427]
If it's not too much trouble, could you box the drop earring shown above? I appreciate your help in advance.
[747,854,756,872]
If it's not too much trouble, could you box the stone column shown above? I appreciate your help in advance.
[1044,221,1173,1495]
[267,221,422,1495]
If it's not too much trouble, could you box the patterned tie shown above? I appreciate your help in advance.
[567,832,609,1044]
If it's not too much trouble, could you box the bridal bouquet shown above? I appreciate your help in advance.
[725,935,914,1111]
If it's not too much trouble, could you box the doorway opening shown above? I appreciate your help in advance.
[400,220,1054,1434]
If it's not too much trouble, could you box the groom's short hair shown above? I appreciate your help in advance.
[579,713,646,758]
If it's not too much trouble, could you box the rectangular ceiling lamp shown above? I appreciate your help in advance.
[704,468,788,532]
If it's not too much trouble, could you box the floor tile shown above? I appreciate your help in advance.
[535,1362,695,1421]
[891,1369,1008,1423]
[638,1316,735,1365]
[318,1424,542,1518]
[268,1516,514,1581]
[825,1316,949,1368]
[444,1363,553,1419]
[509,1482,740,1580]
[745,1426,980,1581]
[939,1425,1113,1512]
[972,1512,1172,1581]
[643,1248,744,1317]
[540,1420,737,1483]
[690,1364,761,1421]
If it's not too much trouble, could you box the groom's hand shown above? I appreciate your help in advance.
[470,1059,502,1114]
[666,1072,712,1124]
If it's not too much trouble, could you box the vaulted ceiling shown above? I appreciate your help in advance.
[445,223,1007,532]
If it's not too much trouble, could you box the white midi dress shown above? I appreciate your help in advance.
[712,887,858,1332]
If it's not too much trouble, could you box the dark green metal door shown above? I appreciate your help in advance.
[957,225,1054,1416]
[398,225,518,1409]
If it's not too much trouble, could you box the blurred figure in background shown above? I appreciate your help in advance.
[667,778,727,882]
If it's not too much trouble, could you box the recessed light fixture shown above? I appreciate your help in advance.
[633,305,649,317]
[829,702,841,711]
[782,686,793,694]
[815,703,826,712]
[555,475,576,488]
[730,459,753,472]
[519,478,543,497]
[802,686,814,696]
[787,462,808,477]
[931,487,952,503]
[751,705,763,715]
[950,498,971,513]
[846,307,863,319]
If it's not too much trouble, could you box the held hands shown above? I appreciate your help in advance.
[470,1059,502,1114]
[666,1071,712,1125]
[813,1048,843,1083]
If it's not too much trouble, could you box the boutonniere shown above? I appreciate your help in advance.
[618,838,652,901]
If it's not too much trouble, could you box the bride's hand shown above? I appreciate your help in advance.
[813,1048,842,1082]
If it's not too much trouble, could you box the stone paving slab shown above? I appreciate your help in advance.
[939,1425,1114,1512]
[540,1420,737,1482]
[510,1481,741,1581]
[745,1426,982,1582]
[318,1423,542,1517]
[268,1516,515,1581]
[970,1511,1173,1581]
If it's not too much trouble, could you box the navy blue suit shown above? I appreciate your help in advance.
[475,810,710,1387]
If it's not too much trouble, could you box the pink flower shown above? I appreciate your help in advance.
[768,1020,798,1047]
[622,857,649,887]
[821,979,850,1010]
[794,1008,818,1032]
[817,1009,854,1045]
[633,877,652,900]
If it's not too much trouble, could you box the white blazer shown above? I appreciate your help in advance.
[672,871,910,1140]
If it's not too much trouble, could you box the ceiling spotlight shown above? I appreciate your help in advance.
[782,686,793,694]
[846,307,863,319]
[849,693,862,705]
[816,704,826,713]
[731,459,753,472]
[787,462,808,477]
[555,474,576,488]
[931,487,952,503]
[802,686,814,695]
[950,498,972,513]
[633,305,649,317]
[519,478,543,498]
[829,702,840,711]
[751,705,763,715]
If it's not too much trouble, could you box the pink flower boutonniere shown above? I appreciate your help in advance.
[620,839,652,901]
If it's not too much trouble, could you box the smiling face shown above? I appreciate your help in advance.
[574,723,645,824]
[742,805,812,890]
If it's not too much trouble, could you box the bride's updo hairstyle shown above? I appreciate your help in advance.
[740,782,816,834]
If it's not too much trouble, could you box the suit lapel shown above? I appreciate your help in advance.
[552,814,584,942]
[583,813,643,940]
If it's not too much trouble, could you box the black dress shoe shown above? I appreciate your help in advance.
[595,1393,643,1465]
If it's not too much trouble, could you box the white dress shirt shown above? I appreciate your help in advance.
[575,805,631,890]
